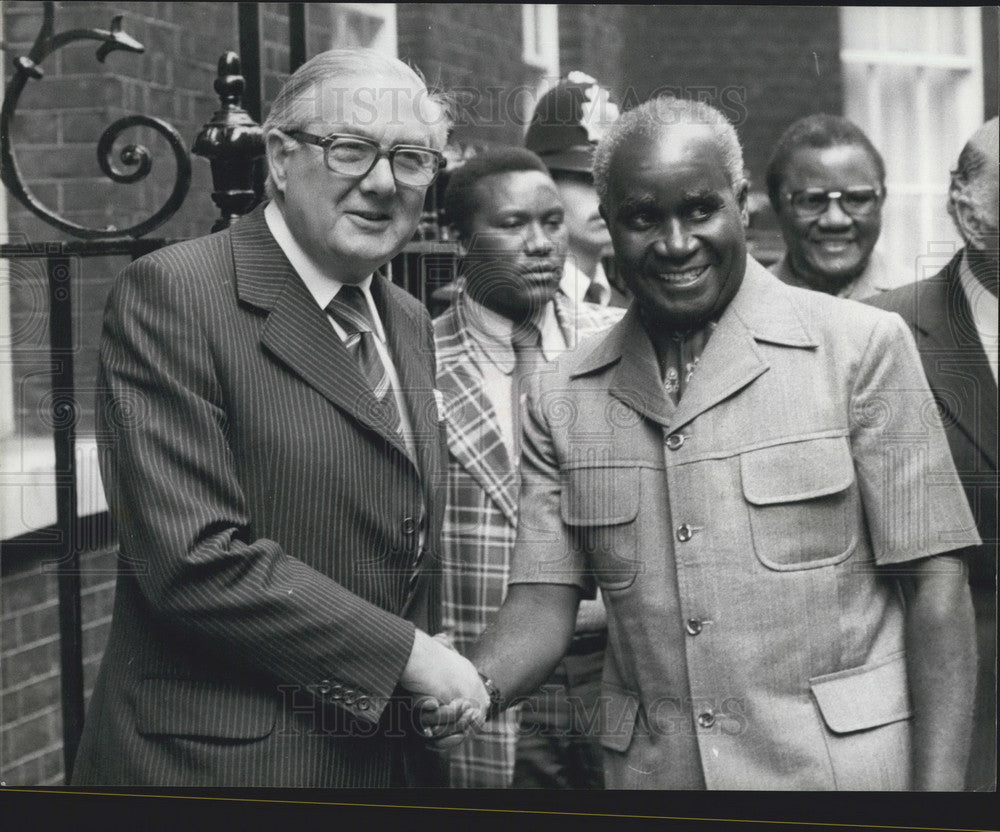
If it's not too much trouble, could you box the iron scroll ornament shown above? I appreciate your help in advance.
[0,2,192,240]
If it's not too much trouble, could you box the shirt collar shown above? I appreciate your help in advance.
[265,201,385,341]
[460,290,568,373]
[560,258,612,305]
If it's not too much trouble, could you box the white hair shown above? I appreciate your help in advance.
[593,96,744,205]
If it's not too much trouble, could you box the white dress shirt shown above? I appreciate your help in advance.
[460,294,568,460]
[264,201,418,453]
[560,257,612,306]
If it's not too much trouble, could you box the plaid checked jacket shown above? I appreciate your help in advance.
[434,286,623,787]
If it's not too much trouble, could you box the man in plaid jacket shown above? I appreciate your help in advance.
[434,147,623,786]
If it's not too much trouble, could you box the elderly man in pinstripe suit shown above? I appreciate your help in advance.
[73,49,486,787]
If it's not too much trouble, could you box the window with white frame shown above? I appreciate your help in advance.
[840,7,984,284]
[522,5,560,73]
[521,5,560,132]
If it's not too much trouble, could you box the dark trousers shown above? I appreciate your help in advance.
[513,642,605,789]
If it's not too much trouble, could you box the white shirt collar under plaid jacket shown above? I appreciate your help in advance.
[434,286,625,524]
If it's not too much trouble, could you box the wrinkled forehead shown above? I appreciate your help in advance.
[286,72,447,145]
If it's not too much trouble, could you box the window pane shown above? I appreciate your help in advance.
[880,8,926,53]
[931,7,969,56]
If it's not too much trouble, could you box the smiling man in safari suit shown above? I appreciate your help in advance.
[453,97,980,791]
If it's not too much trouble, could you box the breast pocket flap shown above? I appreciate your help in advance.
[741,436,854,505]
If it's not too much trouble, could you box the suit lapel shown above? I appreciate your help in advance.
[606,307,675,428]
[374,273,436,474]
[671,259,811,432]
[435,301,518,525]
[911,257,998,470]
[232,205,415,462]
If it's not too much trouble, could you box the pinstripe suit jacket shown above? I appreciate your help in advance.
[434,288,622,786]
[72,204,447,787]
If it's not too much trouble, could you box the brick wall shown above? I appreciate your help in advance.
[619,5,843,191]
[398,3,542,147]
[558,5,628,98]
[1,545,116,785]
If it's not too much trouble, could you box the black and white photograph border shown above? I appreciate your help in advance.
[0,3,996,830]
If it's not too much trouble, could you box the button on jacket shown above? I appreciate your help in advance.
[509,258,979,789]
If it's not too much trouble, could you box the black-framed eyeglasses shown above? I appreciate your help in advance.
[284,129,445,187]
[785,186,883,219]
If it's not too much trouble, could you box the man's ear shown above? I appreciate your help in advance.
[266,130,295,197]
[735,179,750,229]
[953,194,986,249]
[454,232,469,259]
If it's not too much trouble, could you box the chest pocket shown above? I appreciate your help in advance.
[741,436,858,570]
[561,464,641,590]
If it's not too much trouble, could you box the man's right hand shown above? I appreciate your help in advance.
[400,628,489,715]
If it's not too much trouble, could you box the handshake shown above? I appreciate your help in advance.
[399,629,494,750]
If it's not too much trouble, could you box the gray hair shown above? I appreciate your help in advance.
[593,96,745,205]
[262,49,452,199]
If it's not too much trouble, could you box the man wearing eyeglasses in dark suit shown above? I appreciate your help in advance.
[73,49,487,787]
[766,114,893,300]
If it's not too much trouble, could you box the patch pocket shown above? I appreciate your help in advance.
[135,678,277,740]
[741,436,857,570]
[561,465,640,590]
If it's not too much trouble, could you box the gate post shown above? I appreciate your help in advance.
[192,53,265,232]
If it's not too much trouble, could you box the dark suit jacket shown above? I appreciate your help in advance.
[868,250,997,587]
[72,204,447,786]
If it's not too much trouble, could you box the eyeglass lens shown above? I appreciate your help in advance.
[791,188,880,217]
[325,137,439,186]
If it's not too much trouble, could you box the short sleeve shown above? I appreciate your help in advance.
[509,373,594,595]
[850,312,981,564]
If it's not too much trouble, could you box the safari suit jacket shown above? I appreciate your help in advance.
[72,204,447,787]
[509,257,979,789]
[434,287,621,786]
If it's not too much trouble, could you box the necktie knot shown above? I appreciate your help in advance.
[326,284,374,336]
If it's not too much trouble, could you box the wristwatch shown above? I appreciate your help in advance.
[476,669,503,720]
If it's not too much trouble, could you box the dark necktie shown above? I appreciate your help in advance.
[584,280,605,305]
[510,322,543,462]
[326,285,402,434]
